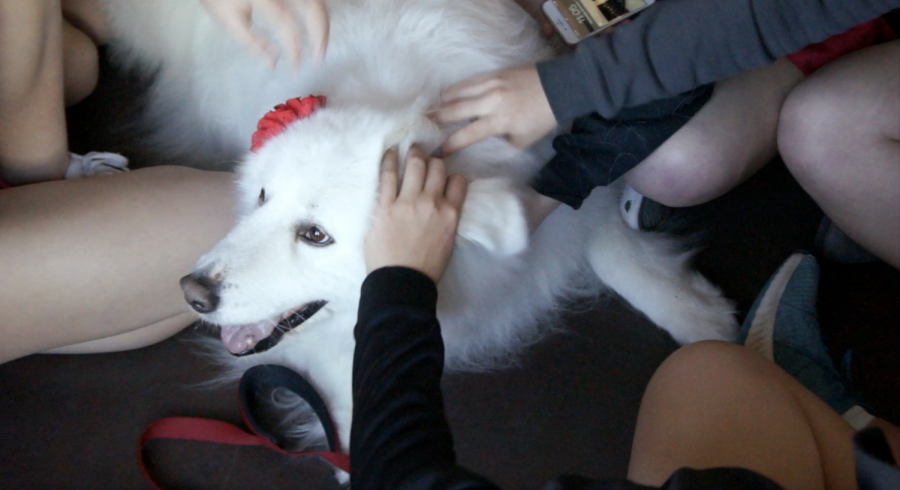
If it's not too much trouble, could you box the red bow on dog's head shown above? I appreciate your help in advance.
[251,95,327,152]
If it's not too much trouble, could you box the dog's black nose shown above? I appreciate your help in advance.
[180,274,221,314]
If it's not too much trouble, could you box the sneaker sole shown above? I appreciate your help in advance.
[744,253,806,360]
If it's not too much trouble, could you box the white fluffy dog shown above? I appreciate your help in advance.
[102,0,736,467]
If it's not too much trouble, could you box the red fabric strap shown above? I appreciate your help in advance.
[139,416,351,490]
[788,17,897,75]
[140,416,280,449]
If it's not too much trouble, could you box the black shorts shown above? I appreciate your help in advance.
[532,84,714,209]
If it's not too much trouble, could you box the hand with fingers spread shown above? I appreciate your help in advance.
[432,65,557,155]
[199,0,329,67]
[365,147,468,284]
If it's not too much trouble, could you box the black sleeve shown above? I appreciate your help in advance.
[349,270,788,490]
[350,266,500,490]
[538,0,900,123]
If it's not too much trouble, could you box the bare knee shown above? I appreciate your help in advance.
[0,0,64,104]
[626,61,802,207]
[777,81,838,190]
[62,0,111,45]
[647,341,751,396]
[625,145,715,207]
[779,42,900,189]
[632,341,855,490]
[627,144,739,208]
[62,22,99,106]
[626,111,775,208]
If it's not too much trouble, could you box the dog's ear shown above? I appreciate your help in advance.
[457,178,528,256]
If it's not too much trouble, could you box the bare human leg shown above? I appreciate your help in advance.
[0,0,111,184]
[628,341,860,490]
[61,0,111,44]
[0,166,237,363]
[778,41,900,269]
[624,58,805,208]
[61,19,99,106]
[524,58,804,231]
[60,0,111,106]
[0,0,70,185]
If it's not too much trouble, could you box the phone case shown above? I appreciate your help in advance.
[543,0,656,44]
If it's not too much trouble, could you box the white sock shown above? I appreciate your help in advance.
[66,152,129,179]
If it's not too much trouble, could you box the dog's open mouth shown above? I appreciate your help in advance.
[219,300,327,357]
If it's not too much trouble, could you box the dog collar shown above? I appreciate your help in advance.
[251,95,327,152]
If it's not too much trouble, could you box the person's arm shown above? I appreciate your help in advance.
[539,0,900,122]
[350,147,497,490]
[436,0,899,154]
[351,266,499,490]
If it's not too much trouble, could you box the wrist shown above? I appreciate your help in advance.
[536,53,596,123]
[358,267,438,321]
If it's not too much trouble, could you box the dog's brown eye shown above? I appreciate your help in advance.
[297,225,333,246]
[258,188,266,206]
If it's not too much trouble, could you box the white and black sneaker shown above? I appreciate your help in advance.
[620,184,672,232]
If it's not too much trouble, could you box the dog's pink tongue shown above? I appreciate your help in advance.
[220,322,277,354]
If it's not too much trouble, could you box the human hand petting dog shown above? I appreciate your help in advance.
[200,0,329,67]
[433,65,557,155]
[365,147,468,284]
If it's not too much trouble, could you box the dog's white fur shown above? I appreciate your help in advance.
[102,0,737,464]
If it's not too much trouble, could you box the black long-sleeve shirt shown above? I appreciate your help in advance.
[349,267,788,490]
[350,266,497,489]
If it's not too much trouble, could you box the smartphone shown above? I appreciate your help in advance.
[543,0,656,44]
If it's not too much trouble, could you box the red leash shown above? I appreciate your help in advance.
[138,365,350,489]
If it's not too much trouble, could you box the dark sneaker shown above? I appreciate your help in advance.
[814,216,878,264]
[737,252,874,429]
[619,184,672,232]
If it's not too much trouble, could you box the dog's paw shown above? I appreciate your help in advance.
[663,274,740,344]
[457,178,528,256]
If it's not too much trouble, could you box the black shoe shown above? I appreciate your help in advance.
[620,184,672,232]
